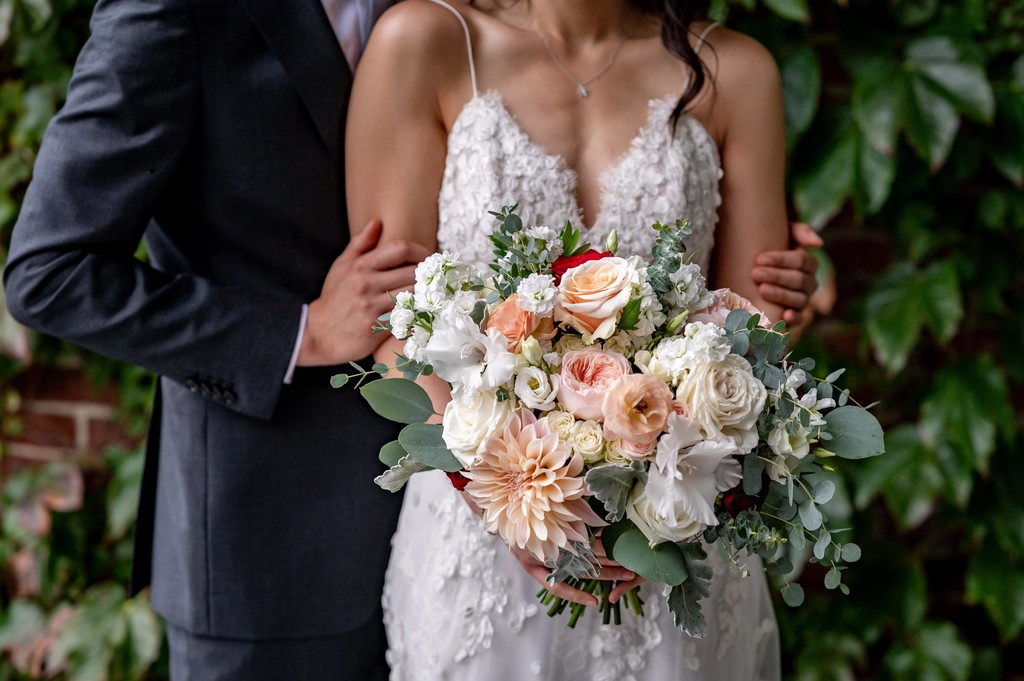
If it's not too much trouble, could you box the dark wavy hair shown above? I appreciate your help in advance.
[629,0,713,128]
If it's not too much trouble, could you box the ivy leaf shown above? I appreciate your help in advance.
[966,539,1024,641]
[665,543,713,637]
[602,518,688,586]
[884,621,972,681]
[398,423,463,472]
[906,37,994,124]
[584,461,646,522]
[794,118,857,228]
[919,356,1012,475]
[360,378,436,424]
[992,82,1024,188]
[858,134,897,213]
[903,74,961,171]
[374,455,429,493]
[782,46,821,146]
[763,0,809,23]
[823,406,885,460]
[852,59,904,156]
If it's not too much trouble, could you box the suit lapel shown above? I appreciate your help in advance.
[237,0,351,164]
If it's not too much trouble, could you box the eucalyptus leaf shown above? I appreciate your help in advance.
[799,500,823,531]
[360,377,436,424]
[379,440,407,467]
[603,519,689,586]
[781,583,805,607]
[824,407,885,460]
[398,423,463,472]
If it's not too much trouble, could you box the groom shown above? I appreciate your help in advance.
[3,0,821,678]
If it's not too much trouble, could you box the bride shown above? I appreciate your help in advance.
[347,0,789,678]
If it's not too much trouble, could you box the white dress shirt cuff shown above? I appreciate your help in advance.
[284,304,309,385]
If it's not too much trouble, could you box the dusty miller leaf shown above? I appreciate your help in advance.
[374,456,428,493]
[545,541,600,583]
[666,543,713,638]
[585,461,646,522]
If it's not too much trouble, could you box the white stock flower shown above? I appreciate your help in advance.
[571,420,605,463]
[544,410,577,441]
[412,251,474,313]
[542,351,562,368]
[679,322,732,367]
[516,273,557,315]
[643,413,740,533]
[423,311,516,395]
[389,307,415,340]
[524,225,563,259]
[442,390,515,468]
[666,263,713,314]
[403,327,430,363]
[514,366,559,411]
[637,337,689,385]
[676,353,767,453]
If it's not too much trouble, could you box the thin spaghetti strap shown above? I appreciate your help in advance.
[695,21,720,57]
[423,0,479,98]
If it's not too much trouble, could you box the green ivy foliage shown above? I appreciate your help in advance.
[1,0,1023,679]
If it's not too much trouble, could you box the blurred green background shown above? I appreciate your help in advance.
[1,0,1022,678]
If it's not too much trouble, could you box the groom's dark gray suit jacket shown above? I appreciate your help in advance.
[4,0,403,639]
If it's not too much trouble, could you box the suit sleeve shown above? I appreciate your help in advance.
[3,0,304,421]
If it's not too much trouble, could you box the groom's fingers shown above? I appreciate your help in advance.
[342,219,383,261]
[371,264,419,292]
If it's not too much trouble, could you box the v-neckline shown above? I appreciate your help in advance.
[449,90,685,231]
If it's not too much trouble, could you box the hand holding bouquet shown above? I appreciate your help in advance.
[342,205,885,637]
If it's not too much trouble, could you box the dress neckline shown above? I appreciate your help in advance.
[447,90,720,231]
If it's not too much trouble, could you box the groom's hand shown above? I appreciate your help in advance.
[751,221,823,327]
[299,220,431,366]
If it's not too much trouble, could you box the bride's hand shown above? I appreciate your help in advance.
[509,542,644,607]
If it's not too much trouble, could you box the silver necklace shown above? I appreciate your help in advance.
[521,13,629,99]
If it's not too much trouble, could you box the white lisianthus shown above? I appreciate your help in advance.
[544,410,577,442]
[520,336,544,366]
[423,311,516,395]
[571,420,605,463]
[676,354,767,453]
[542,352,562,369]
[644,413,741,532]
[666,262,713,314]
[516,273,557,315]
[767,421,811,482]
[442,390,515,467]
[514,366,559,411]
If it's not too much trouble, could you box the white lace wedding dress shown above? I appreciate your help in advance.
[382,5,780,680]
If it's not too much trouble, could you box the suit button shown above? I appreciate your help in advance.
[185,378,199,392]
[199,384,211,397]
[223,390,237,404]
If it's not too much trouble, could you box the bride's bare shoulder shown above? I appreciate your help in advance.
[699,25,782,101]
[364,0,478,70]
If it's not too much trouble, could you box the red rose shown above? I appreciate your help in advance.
[551,249,614,285]
[446,471,471,491]
[722,487,759,517]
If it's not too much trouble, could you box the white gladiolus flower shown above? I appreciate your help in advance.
[767,421,811,482]
[442,389,515,468]
[514,366,559,411]
[423,311,516,395]
[644,413,740,531]
[571,420,605,463]
[516,273,557,315]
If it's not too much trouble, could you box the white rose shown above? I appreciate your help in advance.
[625,481,704,545]
[514,366,559,411]
[554,335,588,354]
[602,331,635,357]
[442,389,515,467]
[544,410,577,441]
[604,438,655,464]
[676,354,767,453]
[571,420,605,463]
[767,421,811,482]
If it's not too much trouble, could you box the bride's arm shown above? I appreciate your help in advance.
[345,4,465,413]
[703,30,789,323]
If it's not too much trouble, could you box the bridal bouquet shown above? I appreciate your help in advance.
[343,206,885,637]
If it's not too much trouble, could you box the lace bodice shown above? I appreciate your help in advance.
[436,91,722,273]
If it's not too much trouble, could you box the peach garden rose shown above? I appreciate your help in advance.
[601,374,674,454]
[486,294,555,353]
[557,349,631,421]
[554,256,637,342]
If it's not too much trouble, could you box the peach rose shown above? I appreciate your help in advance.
[689,288,772,328]
[601,374,673,450]
[557,349,630,421]
[486,294,555,353]
[554,257,636,342]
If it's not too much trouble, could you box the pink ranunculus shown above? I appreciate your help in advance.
[558,349,631,421]
[689,288,772,328]
[601,374,674,450]
[486,294,555,353]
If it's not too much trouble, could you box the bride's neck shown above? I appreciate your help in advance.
[519,0,638,46]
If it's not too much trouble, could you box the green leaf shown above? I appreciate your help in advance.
[852,60,904,156]
[584,461,646,523]
[665,543,713,637]
[0,599,46,649]
[794,120,857,228]
[360,378,435,424]
[330,373,349,388]
[379,440,407,467]
[966,539,1024,641]
[782,46,821,145]
[742,451,765,495]
[105,447,144,540]
[617,298,643,332]
[763,0,809,22]
[885,621,972,681]
[823,407,885,460]
[858,134,897,213]
[904,71,961,171]
[398,423,463,472]
[602,518,689,586]
[906,37,994,124]
[124,597,162,678]
[851,424,941,529]
[374,455,429,492]
[919,356,1012,475]
[992,88,1024,188]
[781,582,805,607]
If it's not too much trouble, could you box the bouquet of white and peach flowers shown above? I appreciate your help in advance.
[341,205,885,636]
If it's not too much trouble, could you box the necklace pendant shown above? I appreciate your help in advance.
[577,84,590,99]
